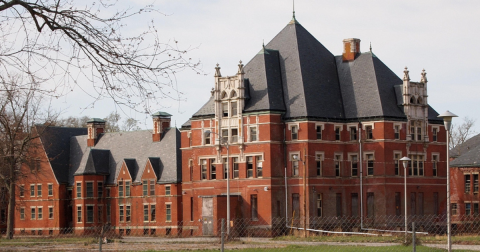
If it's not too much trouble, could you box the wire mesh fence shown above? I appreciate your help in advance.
[1,215,480,251]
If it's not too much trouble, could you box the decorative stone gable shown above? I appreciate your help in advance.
[213,62,245,145]
[403,67,429,141]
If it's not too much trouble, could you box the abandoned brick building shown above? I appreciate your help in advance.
[12,113,182,235]
[179,16,448,234]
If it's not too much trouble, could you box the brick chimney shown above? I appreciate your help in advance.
[342,38,361,62]
[152,111,172,142]
[87,118,106,147]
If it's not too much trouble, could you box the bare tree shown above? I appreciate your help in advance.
[0,0,200,112]
[56,115,90,128]
[122,117,141,132]
[450,117,476,155]
[103,111,121,132]
[0,74,57,239]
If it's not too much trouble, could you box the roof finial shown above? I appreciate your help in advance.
[293,0,296,20]
[403,67,410,81]
[369,42,372,53]
[214,63,221,77]
[420,69,427,83]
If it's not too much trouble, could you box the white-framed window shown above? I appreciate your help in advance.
[221,129,228,143]
[20,208,25,220]
[231,101,238,117]
[231,128,238,143]
[247,156,254,178]
[365,153,374,176]
[210,158,216,180]
[86,205,94,223]
[222,157,228,179]
[143,204,149,222]
[76,205,82,223]
[394,123,402,140]
[143,180,148,196]
[315,123,324,140]
[315,152,324,176]
[474,174,479,194]
[151,204,156,221]
[125,181,131,197]
[204,130,211,145]
[37,207,43,220]
[76,182,81,198]
[409,154,424,176]
[30,184,35,197]
[31,207,36,220]
[394,151,402,176]
[20,185,24,197]
[48,184,53,196]
[451,203,458,215]
[465,174,471,194]
[335,154,342,177]
[166,204,172,222]
[250,126,257,142]
[290,152,300,176]
[366,126,373,140]
[350,154,358,177]
[291,125,298,140]
[119,205,124,222]
[432,153,439,177]
[126,205,131,222]
[118,181,124,197]
[233,157,239,179]
[48,206,54,219]
[335,126,341,141]
[200,159,207,180]
[256,156,263,178]
[432,126,439,142]
[347,124,358,141]
[86,181,93,198]
[37,184,42,197]
[165,185,171,196]
[222,102,229,117]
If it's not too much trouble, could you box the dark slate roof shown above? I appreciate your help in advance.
[74,149,110,176]
[36,126,88,184]
[182,19,444,126]
[243,49,285,113]
[336,53,405,119]
[451,133,480,158]
[70,128,181,185]
[450,143,480,167]
[263,21,343,119]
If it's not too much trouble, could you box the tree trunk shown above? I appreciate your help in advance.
[6,181,15,239]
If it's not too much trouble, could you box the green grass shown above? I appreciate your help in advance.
[133,244,470,252]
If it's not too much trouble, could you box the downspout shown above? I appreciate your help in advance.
[359,122,363,230]
[284,123,288,223]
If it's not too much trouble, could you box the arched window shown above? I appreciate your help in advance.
[417,97,423,104]
[410,96,416,104]
[230,90,237,98]
[221,91,227,99]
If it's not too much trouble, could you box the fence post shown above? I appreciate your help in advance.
[221,219,225,252]
[412,222,416,252]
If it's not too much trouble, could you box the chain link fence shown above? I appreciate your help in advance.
[1,215,480,251]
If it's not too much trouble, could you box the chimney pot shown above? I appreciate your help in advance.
[87,118,106,147]
[152,111,172,142]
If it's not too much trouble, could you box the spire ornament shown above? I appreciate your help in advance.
[238,60,244,74]
[420,69,427,83]
[370,42,372,53]
[403,67,410,81]
[214,63,221,77]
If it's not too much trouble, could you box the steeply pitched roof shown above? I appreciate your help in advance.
[37,126,88,184]
[451,133,480,158]
[182,18,444,127]
[451,142,480,167]
[70,128,181,185]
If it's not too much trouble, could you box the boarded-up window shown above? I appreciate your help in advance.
[418,192,424,216]
[336,193,342,217]
[367,193,374,218]
[433,192,439,215]
[351,193,358,217]
[410,192,416,216]
[395,192,401,216]
[292,193,300,218]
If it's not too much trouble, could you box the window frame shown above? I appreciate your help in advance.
[48,184,53,196]
[432,154,439,177]
[350,154,358,177]
[86,181,94,198]
[48,206,54,219]
[315,152,324,176]
[76,182,81,198]
[166,204,172,222]
[86,205,94,223]
[249,126,257,142]
[76,205,82,223]
[251,194,258,221]
[334,154,342,177]
[37,184,42,197]
[364,152,374,176]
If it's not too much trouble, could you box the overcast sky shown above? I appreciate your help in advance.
[54,0,480,133]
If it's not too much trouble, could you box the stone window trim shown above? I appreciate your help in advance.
[346,123,358,132]
[361,122,375,130]
[334,153,343,177]
[37,206,43,220]
[248,125,258,142]
[202,128,213,146]
[393,122,403,131]
[288,151,301,162]
[348,152,359,177]
[315,152,325,161]
[197,156,217,165]
[288,123,300,140]
[363,152,375,176]
[76,205,82,223]
[315,122,325,138]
